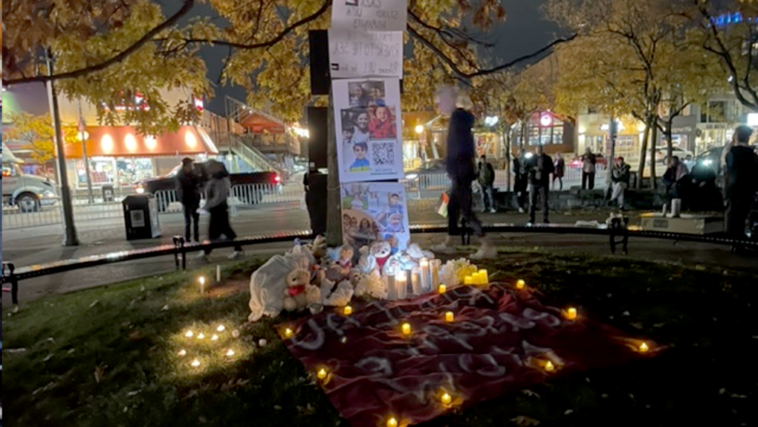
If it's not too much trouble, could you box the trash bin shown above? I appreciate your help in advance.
[102,184,115,202]
[122,194,161,240]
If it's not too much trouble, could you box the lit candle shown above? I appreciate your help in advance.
[387,417,398,427]
[516,279,526,290]
[565,307,577,320]
[191,359,200,367]
[420,258,430,293]
[386,274,397,301]
[185,330,194,338]
[197,333,205,340]
[199,276,206,294]
[343,305,353,316]
[225,349,235,357]
[178,349,187,357]
[411,267,422,295]
[479,269,489,284]
[216,325,225,332]
[211,334,219,341]
[639,342,649,353]
[438,284,447,294]
[216,265,221,282]
[441,392,452,405]
[445,311,454,322]
[317,368,328,380]
[396,271,408,300]
[431,259,441,290]
[401,323,412,335]
[464,276,473,285]
[544,360,555,372]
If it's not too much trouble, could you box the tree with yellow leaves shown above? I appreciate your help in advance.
[2,113,80,170]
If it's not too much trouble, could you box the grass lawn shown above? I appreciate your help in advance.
[3,249,757,427]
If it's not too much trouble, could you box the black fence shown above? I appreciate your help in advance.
[3,224,756,305]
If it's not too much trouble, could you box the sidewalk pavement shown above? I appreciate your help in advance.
[3,204,756,304]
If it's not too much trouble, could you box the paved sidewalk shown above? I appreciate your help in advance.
[3,205,756,304]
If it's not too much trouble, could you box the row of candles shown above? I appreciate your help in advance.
[386,258,441,301]
[177,324,237,368]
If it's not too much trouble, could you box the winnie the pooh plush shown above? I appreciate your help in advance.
[283,268,311,312]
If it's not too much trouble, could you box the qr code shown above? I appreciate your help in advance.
[372,142,395,166]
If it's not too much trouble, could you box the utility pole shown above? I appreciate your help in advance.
[46,52,79,246]
[78,99,95,204]
[607,113,617,185]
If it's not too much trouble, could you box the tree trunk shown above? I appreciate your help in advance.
[607,115,616,185]
[649,120,659,190]
[636,117,652,190]
[502,127,511,191]
[326,91,342,247]
[665,119,673,162]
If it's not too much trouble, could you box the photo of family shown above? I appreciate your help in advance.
[334,79,403,182]
[341,182,410,255]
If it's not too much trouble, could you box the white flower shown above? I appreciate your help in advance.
[355,274,387,300]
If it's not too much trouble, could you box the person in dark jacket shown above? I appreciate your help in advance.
[724,125,758,245]
[513,148,529,213]
[478,155,496,213]
[431,86,496,259]
[528,145,554,224]
[610,156,631,209]
[176,158,202,243]
[553,152,565,191]
[199,160,243,260]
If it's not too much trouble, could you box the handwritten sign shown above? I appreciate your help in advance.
[328,29,403,79]
[331,0,407,32]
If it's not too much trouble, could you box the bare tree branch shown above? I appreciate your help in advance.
[3,0,197,86]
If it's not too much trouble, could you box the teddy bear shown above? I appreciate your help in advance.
[406,243,434,263]
[357,246,380,277]
[283,268,311,312]
[325,245,354,283]
[369,241,392,271]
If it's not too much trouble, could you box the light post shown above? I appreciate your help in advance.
[76,102,95,205]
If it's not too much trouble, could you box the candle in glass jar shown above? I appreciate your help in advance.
[396,271,408,299]
[411,267,422,295]
[386,273,397,301]
[420,258,430,293]
[199,276,206,294]
[431,259,441,290]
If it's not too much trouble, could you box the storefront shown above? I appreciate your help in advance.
[514,111,575,156]
[63,125,218,193]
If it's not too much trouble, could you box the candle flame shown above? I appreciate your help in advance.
[185,330,194,338]
[197,333,205,340]
[225,349,235,357]
[191,359,200,367]
[387,417,398,427]
[177,349,187,357]
[216,325,225,332]
[516,279,526,289]
[344,305,353,316]
[544,360,555,372]
[565,307,577,320]
[211,334,219,341]
[441,392,452,405]
[401,323,412,335]
[445,311,454,322]
[317,368,328,379]
[438,284,446,294]
[284,328,293,338]
[639,342,649,353]
[199,276,205,285]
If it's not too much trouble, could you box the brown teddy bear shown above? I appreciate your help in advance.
[283,268,311,312]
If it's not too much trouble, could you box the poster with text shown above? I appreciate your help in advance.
[331,0,407,32]
[333,78,404,183]
[328,29,403,79]
[341,182,410,255]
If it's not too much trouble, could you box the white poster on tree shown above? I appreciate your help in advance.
[328,29,403,79]
[332,78,404,183]
[341,181,410,255]
[331,0,408,32]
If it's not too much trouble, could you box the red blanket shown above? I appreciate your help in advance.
[282,283,653,427]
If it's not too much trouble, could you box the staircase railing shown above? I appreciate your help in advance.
[228,134,280,173]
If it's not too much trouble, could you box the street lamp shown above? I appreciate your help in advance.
[77,99,95,205]
[414,124,424,134]
[484,116,499,127]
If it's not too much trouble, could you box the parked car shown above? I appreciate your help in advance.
[2,146,58,213]
[135,161,282,211]
[568,153,608,169]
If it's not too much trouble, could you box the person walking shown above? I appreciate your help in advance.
[478,155,496,213]
[610,156,631,210]
[724,125,758,247]
[176,157,202,243]
[431,86,496,259]
[528,145,554,224]
[513,148,529,213]
[553,152,565,191]
[581,147,597,190]
[199,160,244,260]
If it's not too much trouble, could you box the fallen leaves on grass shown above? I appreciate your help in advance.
[297,403,316,415]
[220,378,250,392]
[511,415,540,426]
[89,300,99,308]
[94,364,107,383]
[521,389,540,398]
[32,381,57,396]
[128,330,143,341]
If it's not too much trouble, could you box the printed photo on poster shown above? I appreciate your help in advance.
[334,79,403,183]
[341,182,410,256]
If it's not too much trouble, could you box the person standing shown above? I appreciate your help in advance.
[581,148,597,190]
[478,155,496,213]
[724,125,758,245]
[610,157,631,210]
[176,158,202,243]
[553,152,565,191]
[431,86,496,259]
[199,160,243,260]
[513,148,529,213]
[528,145,555,224]
[662,156,689,203]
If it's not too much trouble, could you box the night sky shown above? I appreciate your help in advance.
[172,0,558,116]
